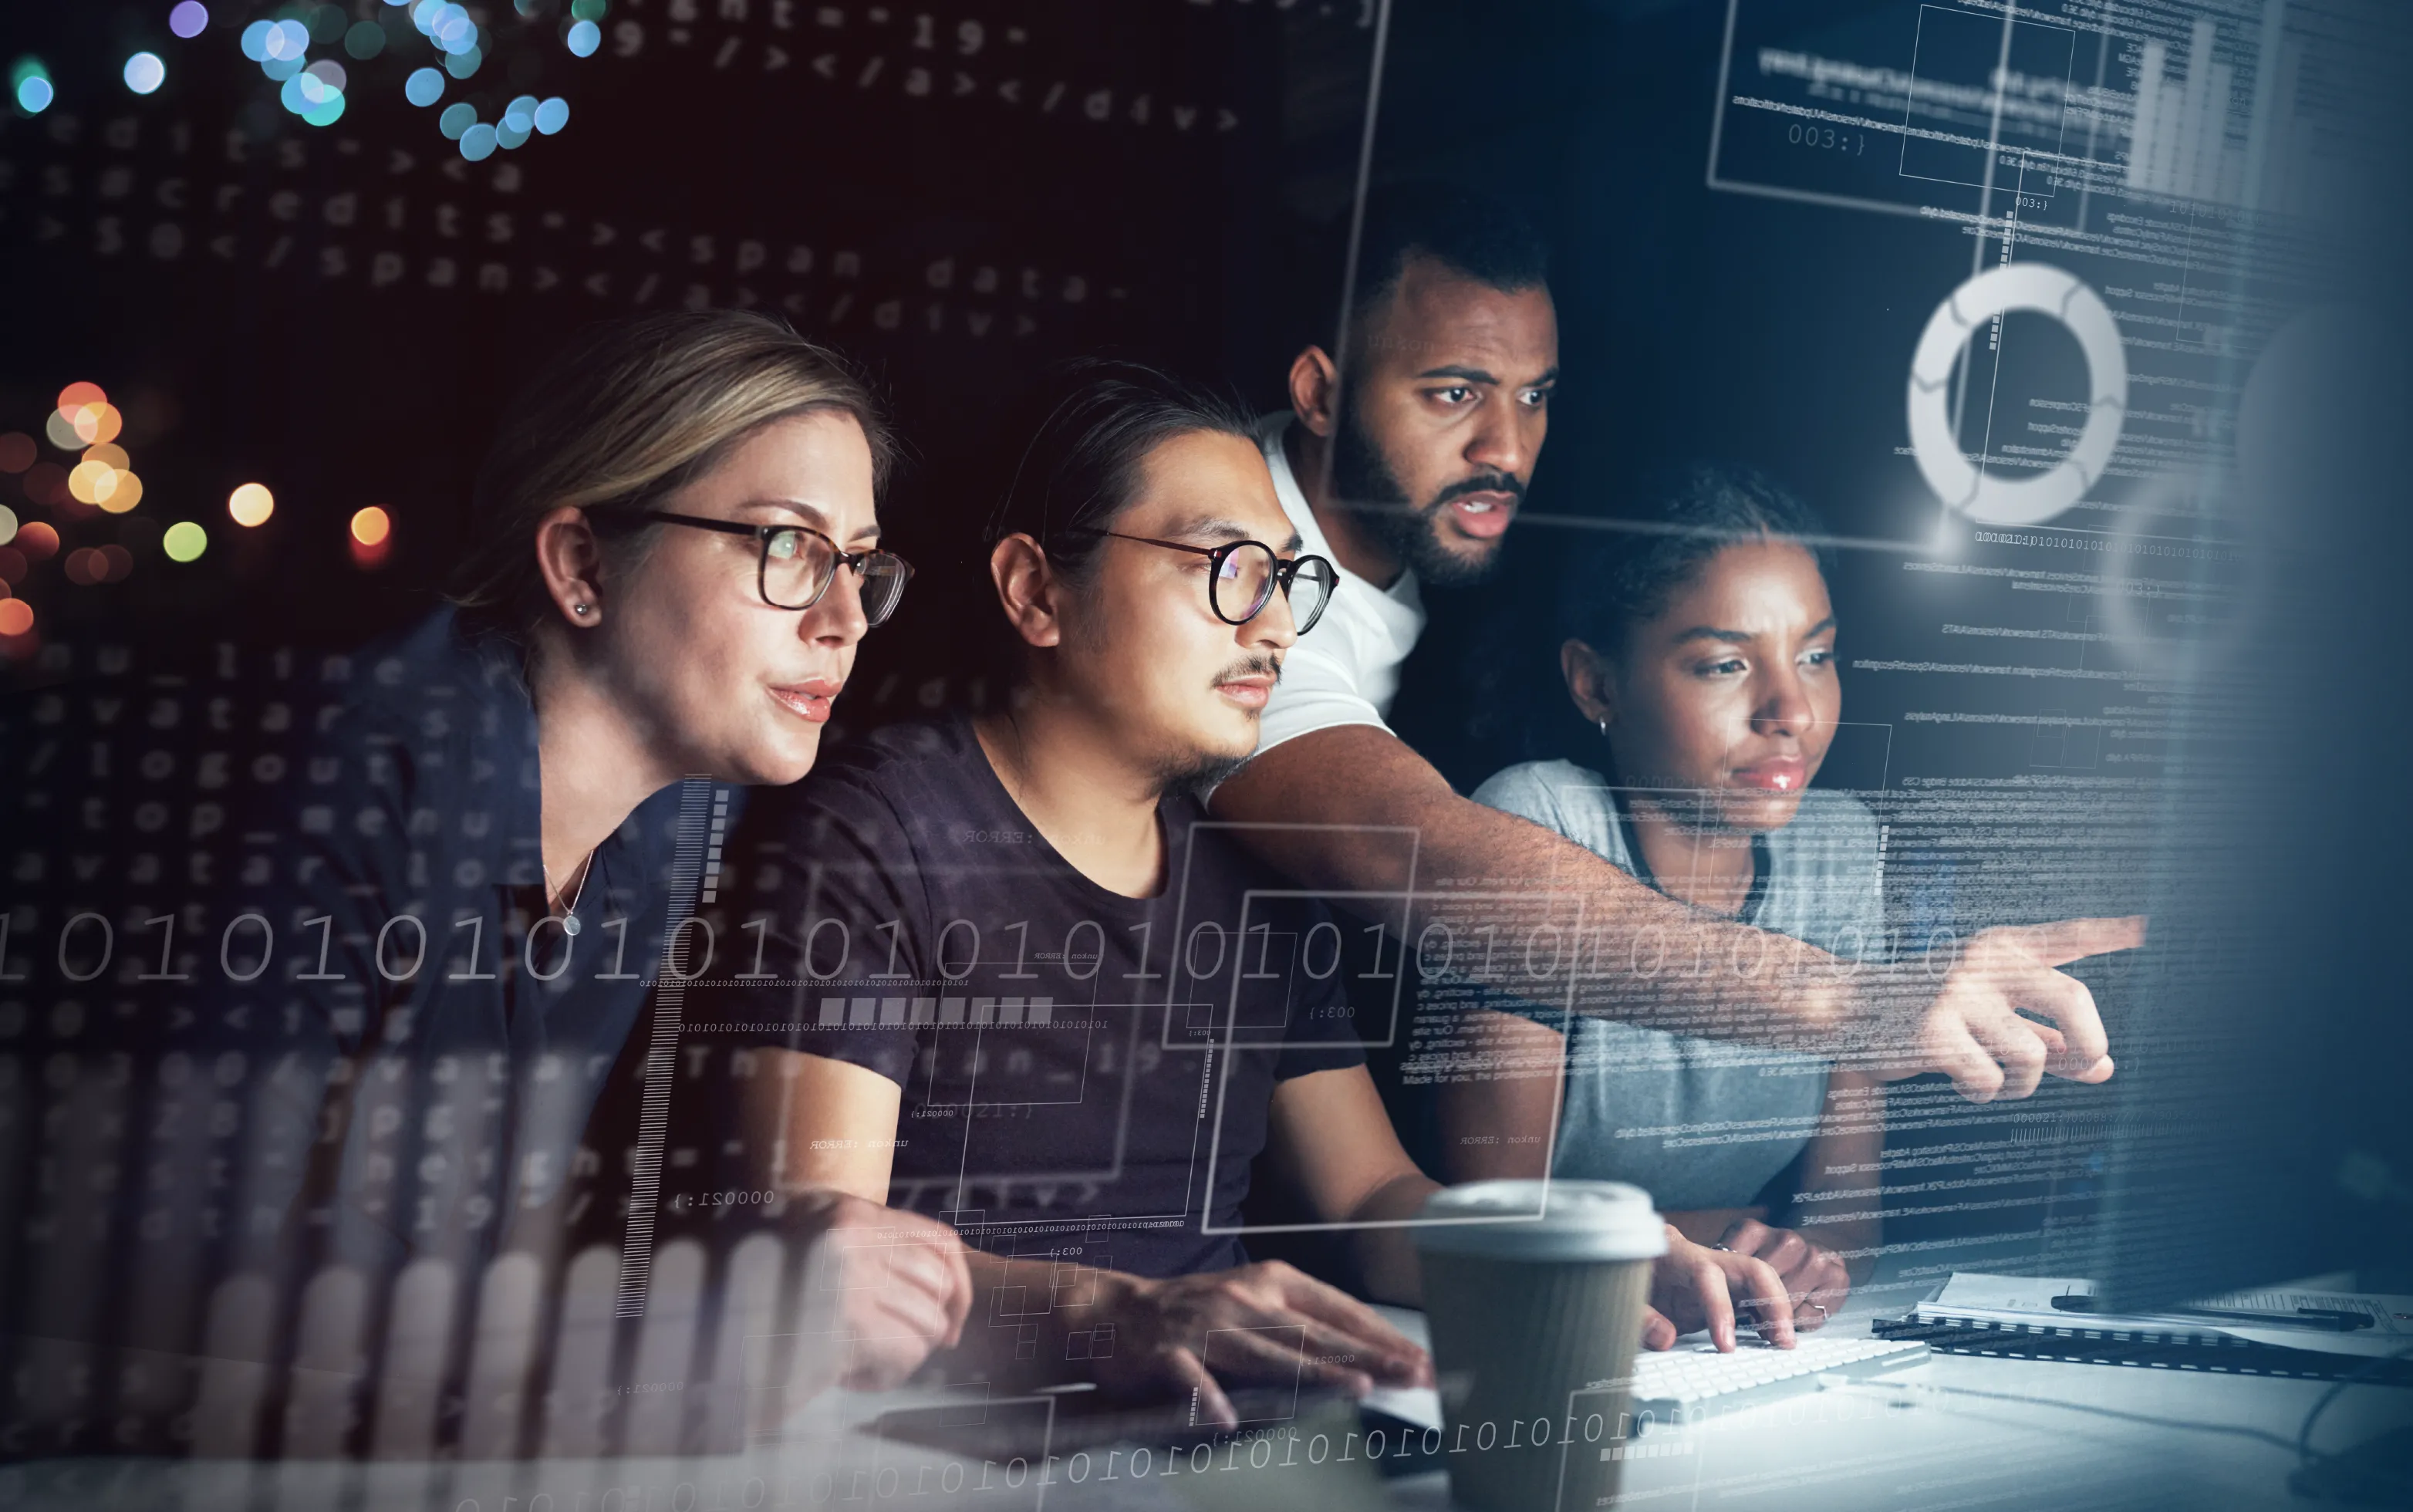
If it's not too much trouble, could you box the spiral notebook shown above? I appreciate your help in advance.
[1872,1273,2413,1384]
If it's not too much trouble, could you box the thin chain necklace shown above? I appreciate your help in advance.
[544,849,597,937]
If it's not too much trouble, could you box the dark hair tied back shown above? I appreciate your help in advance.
[1557,464,1831,654]
[981,359,1257,581]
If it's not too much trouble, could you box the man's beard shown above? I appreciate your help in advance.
[1328,393,1520,588]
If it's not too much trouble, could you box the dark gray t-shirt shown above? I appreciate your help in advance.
[693,715,1365,1277]
[1472,761,1884,1210]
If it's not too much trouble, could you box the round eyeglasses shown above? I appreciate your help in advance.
[1074,530,1336,634]
[608,509,914,626]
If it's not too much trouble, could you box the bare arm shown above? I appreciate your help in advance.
[1266,1065,1439,1304]
[1782,1069,1884,1284]
[1432,1010,1563,1184]
[1213,725,2145,1099]
[751,1053,1429,1423]
[732,1051,976,1390]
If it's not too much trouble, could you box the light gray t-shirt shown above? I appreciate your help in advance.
[1470,760,1885,1210]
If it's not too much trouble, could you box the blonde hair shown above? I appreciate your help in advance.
[447,309,895,633]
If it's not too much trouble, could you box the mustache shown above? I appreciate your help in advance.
[1210,654,1284,687]
[1430,471,1527,510]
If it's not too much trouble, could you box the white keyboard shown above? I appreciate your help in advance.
[1628,1334,1929,1422]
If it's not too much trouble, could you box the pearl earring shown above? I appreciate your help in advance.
[1597,717,1610,737]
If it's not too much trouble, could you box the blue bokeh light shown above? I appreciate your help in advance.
[124,52,167,95]
[567,19,601,56]
[533,96,569,134]
[442,44,481,79]
[15,75,52,114]
[437,101,476,140]
[460,122,497,161]
[404,66,444,106]
[238,20,272,60]
[169,2,210,40]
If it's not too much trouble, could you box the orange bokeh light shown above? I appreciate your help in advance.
[69,403,123,447]
[0,599,32,637]
[228,483,275,527]
[350,505,392,546]
[15,521,59,561]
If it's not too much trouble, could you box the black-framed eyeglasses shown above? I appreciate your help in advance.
[607,508,913,626]
[1071,530,1335,634]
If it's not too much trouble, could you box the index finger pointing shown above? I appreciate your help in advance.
[2005,915,2148,968]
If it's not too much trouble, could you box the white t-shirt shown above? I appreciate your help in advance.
[1252,414,1429,756]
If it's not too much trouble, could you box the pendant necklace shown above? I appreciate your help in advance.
[545,849,596,937]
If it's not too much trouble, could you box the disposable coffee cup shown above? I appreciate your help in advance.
[1412,1180,1665,1511]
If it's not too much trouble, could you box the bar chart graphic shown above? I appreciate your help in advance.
[2126,12,2305,212]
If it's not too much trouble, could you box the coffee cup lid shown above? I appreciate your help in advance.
[1410,1180,1667,1262]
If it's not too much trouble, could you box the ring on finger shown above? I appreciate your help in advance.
[1710,1243,1734,1253]
[1806,1301,1829,1318]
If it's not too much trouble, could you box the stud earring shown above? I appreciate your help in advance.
[573,604,591,616]
[1597,717,1610,737]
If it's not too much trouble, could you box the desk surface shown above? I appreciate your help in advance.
[6,1304,2403,1511]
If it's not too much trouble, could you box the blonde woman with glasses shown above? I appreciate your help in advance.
[209,309,970,1391]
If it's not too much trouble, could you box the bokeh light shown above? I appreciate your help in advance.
[438,101,475,139]
[535,96,569,134]
[405,66,444,106]
[124,52,167,95]
[461,122,498,161]
[164,521,208,562]
[22,464,68,508]
[15,521,59,561]
[100,471,143,514]
[42,411,82,450]
[68,461,118,505]
[0,505,15,545]
[56,380,106,413]
[0,600,33,639]
[350,506,393,546]
[0,545,23,581]
[567,20,601,57]
[0,434,32,474]
[70,403,124,446]
[62,546,131,586]
[169,2,210,40]
[12,59,53,115]
[228,482,275,527]
[343,20,386,59]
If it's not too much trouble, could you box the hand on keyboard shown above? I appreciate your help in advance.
[1713,1218,1852,1333]
[1644,1225,1800,1352]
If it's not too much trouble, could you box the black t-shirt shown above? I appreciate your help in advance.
[690,714,1365,1277]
